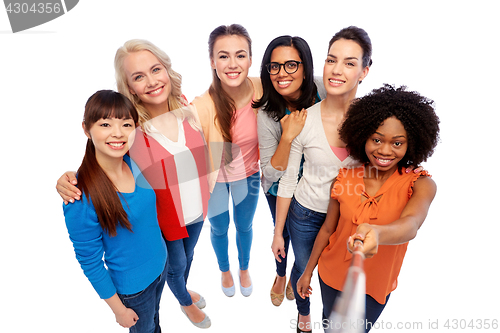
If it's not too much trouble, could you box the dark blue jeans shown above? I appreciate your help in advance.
[319,274,389,333]
[265,192,290,277]
[288,197,326,316]
[118,264,167,333]
[165,217,204,306]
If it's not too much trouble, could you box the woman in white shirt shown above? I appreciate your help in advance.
[271,26,372,333]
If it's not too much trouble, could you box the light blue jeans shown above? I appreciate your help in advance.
[207,171,260,272]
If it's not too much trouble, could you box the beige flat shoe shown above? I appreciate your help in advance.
[270,276,285,306]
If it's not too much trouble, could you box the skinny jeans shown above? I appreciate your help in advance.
[207,171,260,272]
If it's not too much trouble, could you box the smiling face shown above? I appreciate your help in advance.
[211,35,252,90]
[123,50,171,113]
[365,116,408,173]
[84,117,136,165]
[323,38,369,98]
[269,46,304,104]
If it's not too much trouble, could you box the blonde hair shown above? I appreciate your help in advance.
[114,39,184,127]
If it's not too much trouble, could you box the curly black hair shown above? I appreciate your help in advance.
[339,84,440,171]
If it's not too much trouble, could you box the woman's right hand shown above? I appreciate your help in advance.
[280,109,307,142]
[115,307,139,328]
[271,233,286,263]
[56,171,80,204]
[296,272,313,299]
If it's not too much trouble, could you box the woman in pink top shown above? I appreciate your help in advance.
[191,24,263,298]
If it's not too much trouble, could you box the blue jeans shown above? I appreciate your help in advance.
[118,264,167,333]
[265,192,290,277]
[207,171,260,272]
[288,197,326,316]
[319,274,389,333]
[165,216,204,306]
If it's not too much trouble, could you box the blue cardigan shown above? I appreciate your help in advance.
[63,155,167,299]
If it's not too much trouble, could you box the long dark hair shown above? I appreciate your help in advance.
[252,35,317,121]
[208,24,252,165]
[78,90,139,236]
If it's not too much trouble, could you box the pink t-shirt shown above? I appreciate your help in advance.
[217,101,259,182]
[330,146,349,162]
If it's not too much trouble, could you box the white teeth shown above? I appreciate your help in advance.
[329,79,344,84]
[149,87,162,94]
[108,142,124,147]
[377,157,391,163]
[227,73,239,78]
[278,81,291,85]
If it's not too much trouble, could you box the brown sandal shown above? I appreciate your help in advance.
[270,276,285,306]
[286,279,295,300]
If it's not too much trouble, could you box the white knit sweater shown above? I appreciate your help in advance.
[277,102,360,213]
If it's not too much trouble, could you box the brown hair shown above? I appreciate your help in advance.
[208,24,252,164]
[78,90,139,236]
[328,26,373,68]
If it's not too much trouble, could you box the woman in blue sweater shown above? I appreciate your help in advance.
[63,90,167,332]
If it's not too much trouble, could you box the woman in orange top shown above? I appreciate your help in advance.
[296,84,440,332]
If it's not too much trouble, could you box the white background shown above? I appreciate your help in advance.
[1,1,499,332]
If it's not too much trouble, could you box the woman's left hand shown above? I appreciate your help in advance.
[406,165,424,174]
[347,224,380,259]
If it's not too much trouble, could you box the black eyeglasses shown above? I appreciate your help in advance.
[266,60,303,75]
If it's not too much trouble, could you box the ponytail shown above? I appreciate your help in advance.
[77,140,132,236]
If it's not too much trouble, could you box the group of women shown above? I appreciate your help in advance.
[58,23,440,333]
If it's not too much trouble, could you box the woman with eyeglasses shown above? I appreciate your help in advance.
[271,26,372,332]
[252,35,326,308]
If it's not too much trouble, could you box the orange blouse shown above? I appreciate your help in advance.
[317,166,430,304]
